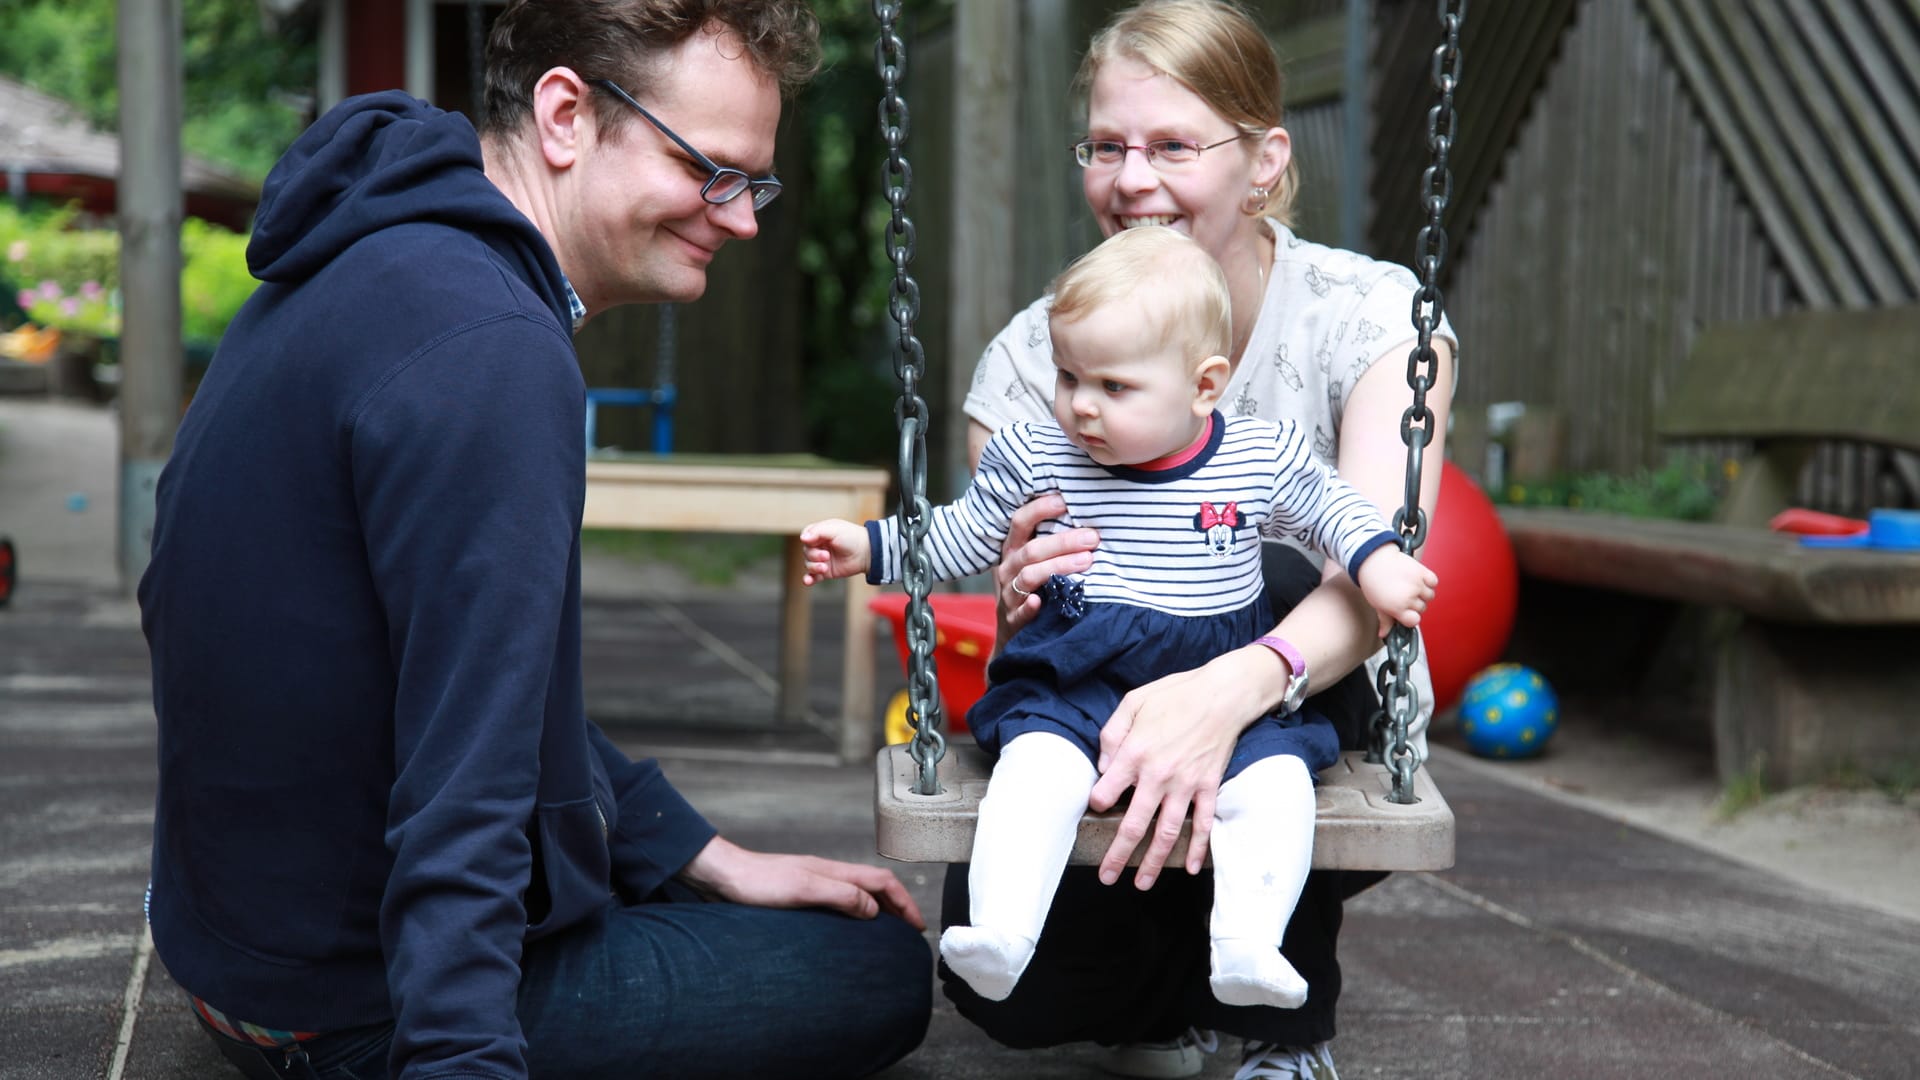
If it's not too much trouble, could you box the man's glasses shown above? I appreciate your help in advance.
[590,79,782,210]
[1072,134,1255,170]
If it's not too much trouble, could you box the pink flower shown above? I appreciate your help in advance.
[37,280,61,300]
[15,289,32,311]
[5,241,26,263]
[80,281,103,300]
[60,298,79,316]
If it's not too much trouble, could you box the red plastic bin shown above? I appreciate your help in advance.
[867,592,996,741]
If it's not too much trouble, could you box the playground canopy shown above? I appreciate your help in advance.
[0,75,259,232]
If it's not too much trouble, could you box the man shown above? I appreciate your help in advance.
[138,3,931,1078]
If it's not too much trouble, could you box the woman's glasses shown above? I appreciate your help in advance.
[590,79,782,210]
[1072,134,1255,170]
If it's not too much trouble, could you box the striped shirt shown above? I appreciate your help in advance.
[867,412,1396,618]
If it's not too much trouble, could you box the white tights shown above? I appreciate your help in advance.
[1207,753,1315,1008]
[938,732,1096,1001]
[939,734,1315,1010]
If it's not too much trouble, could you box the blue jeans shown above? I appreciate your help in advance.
[198,898,932,1079]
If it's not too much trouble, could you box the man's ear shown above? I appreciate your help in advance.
[529,67,590,169]
[1194,354,1231,413]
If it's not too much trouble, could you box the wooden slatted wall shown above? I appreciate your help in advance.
[1370,0,1580,265]
[1642,0,1920,309]
[1285,101,1348,243]
[1432,0,1919,510]
[1444,0,1790,476]
[1640,0,1920,512]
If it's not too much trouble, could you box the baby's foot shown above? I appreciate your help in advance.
[939,926,1036,1002]
[1209,939,1308,1009]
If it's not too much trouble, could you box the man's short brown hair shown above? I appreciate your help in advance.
[481,0,821,140]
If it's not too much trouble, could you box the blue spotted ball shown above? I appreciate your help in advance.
[1456,663,1558,759]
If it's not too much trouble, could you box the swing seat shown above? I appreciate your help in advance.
[876,743,1454,870]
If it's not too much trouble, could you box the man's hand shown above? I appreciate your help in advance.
[680,836,926,929]
[799,519,872,586]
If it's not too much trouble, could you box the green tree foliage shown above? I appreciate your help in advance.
[797,0,950,465]
[0,0,315,181]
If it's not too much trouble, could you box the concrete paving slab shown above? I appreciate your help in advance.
[0,1007,118,1080]
[0,399,119,589]
[121,952,226,1080]
[4,560,1918,1078]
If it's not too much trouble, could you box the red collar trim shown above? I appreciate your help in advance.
[1130,414,1214,472]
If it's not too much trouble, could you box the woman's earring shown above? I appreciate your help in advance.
[1243,185,1270,216]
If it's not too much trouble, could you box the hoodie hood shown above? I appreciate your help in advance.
[247,92,567,323]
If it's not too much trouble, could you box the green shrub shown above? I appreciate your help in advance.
[15,278,119,338]
[181,217,257,342]
[1493,454,1726,522]
[0,202,258,347]
[2,204,119,306]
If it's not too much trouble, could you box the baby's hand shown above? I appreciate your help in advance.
[1356,546,1438,637]
[799,519,871,585]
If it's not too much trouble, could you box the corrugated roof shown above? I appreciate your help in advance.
[0,75,259,204]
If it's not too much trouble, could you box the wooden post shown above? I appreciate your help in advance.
[116,0,184,591]
[950,1,1021,484]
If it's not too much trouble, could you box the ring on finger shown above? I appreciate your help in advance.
[1010,579,1032,598]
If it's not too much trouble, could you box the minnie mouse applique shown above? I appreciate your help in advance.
[1193,501,1244,557]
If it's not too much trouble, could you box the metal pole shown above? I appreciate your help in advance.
[466,1,488,125]
[116,0,185,591]
[1340,0,1373,252]
[652,304,677,454]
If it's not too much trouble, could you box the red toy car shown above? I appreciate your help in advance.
[868,592,996,743]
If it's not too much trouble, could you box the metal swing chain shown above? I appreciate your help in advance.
[1371,0,1463,805]
[875,0,946,795]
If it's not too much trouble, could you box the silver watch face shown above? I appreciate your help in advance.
[1282,673,1310,713]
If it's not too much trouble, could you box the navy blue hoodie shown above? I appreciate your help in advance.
[140,93,716,1079]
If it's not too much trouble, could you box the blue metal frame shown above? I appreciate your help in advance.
[585,387,677,456]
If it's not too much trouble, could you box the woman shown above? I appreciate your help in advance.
[942,2,1457,1076]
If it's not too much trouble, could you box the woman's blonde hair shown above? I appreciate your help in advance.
[1073,0,1299,224]
[1050,226,1232,360]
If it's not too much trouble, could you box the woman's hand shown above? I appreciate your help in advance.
[990,493,1097,652]
[967,420,1098,651]
[680,836,926,929]
[1088,645,1286,889]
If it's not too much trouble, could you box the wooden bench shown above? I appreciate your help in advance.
[582,453,890,763]
[1500,305,1920,788]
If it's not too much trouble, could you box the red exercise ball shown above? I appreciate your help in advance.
[1414,461,1518,713]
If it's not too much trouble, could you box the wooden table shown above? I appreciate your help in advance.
[583,454,890,763]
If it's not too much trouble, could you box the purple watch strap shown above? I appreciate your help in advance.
[1253,635,1305,679]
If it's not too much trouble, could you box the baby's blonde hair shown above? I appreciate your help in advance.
[1049,226,1231,361]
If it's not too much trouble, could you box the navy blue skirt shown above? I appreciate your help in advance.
[967,583,1339,782]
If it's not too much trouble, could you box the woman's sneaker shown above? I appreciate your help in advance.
[1095,1028,1219,1078]
[1233,1040,1339,1080]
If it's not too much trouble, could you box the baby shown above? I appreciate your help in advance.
[802,226,1436,1008]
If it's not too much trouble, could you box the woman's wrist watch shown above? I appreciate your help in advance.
[1253,635,1309,713]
